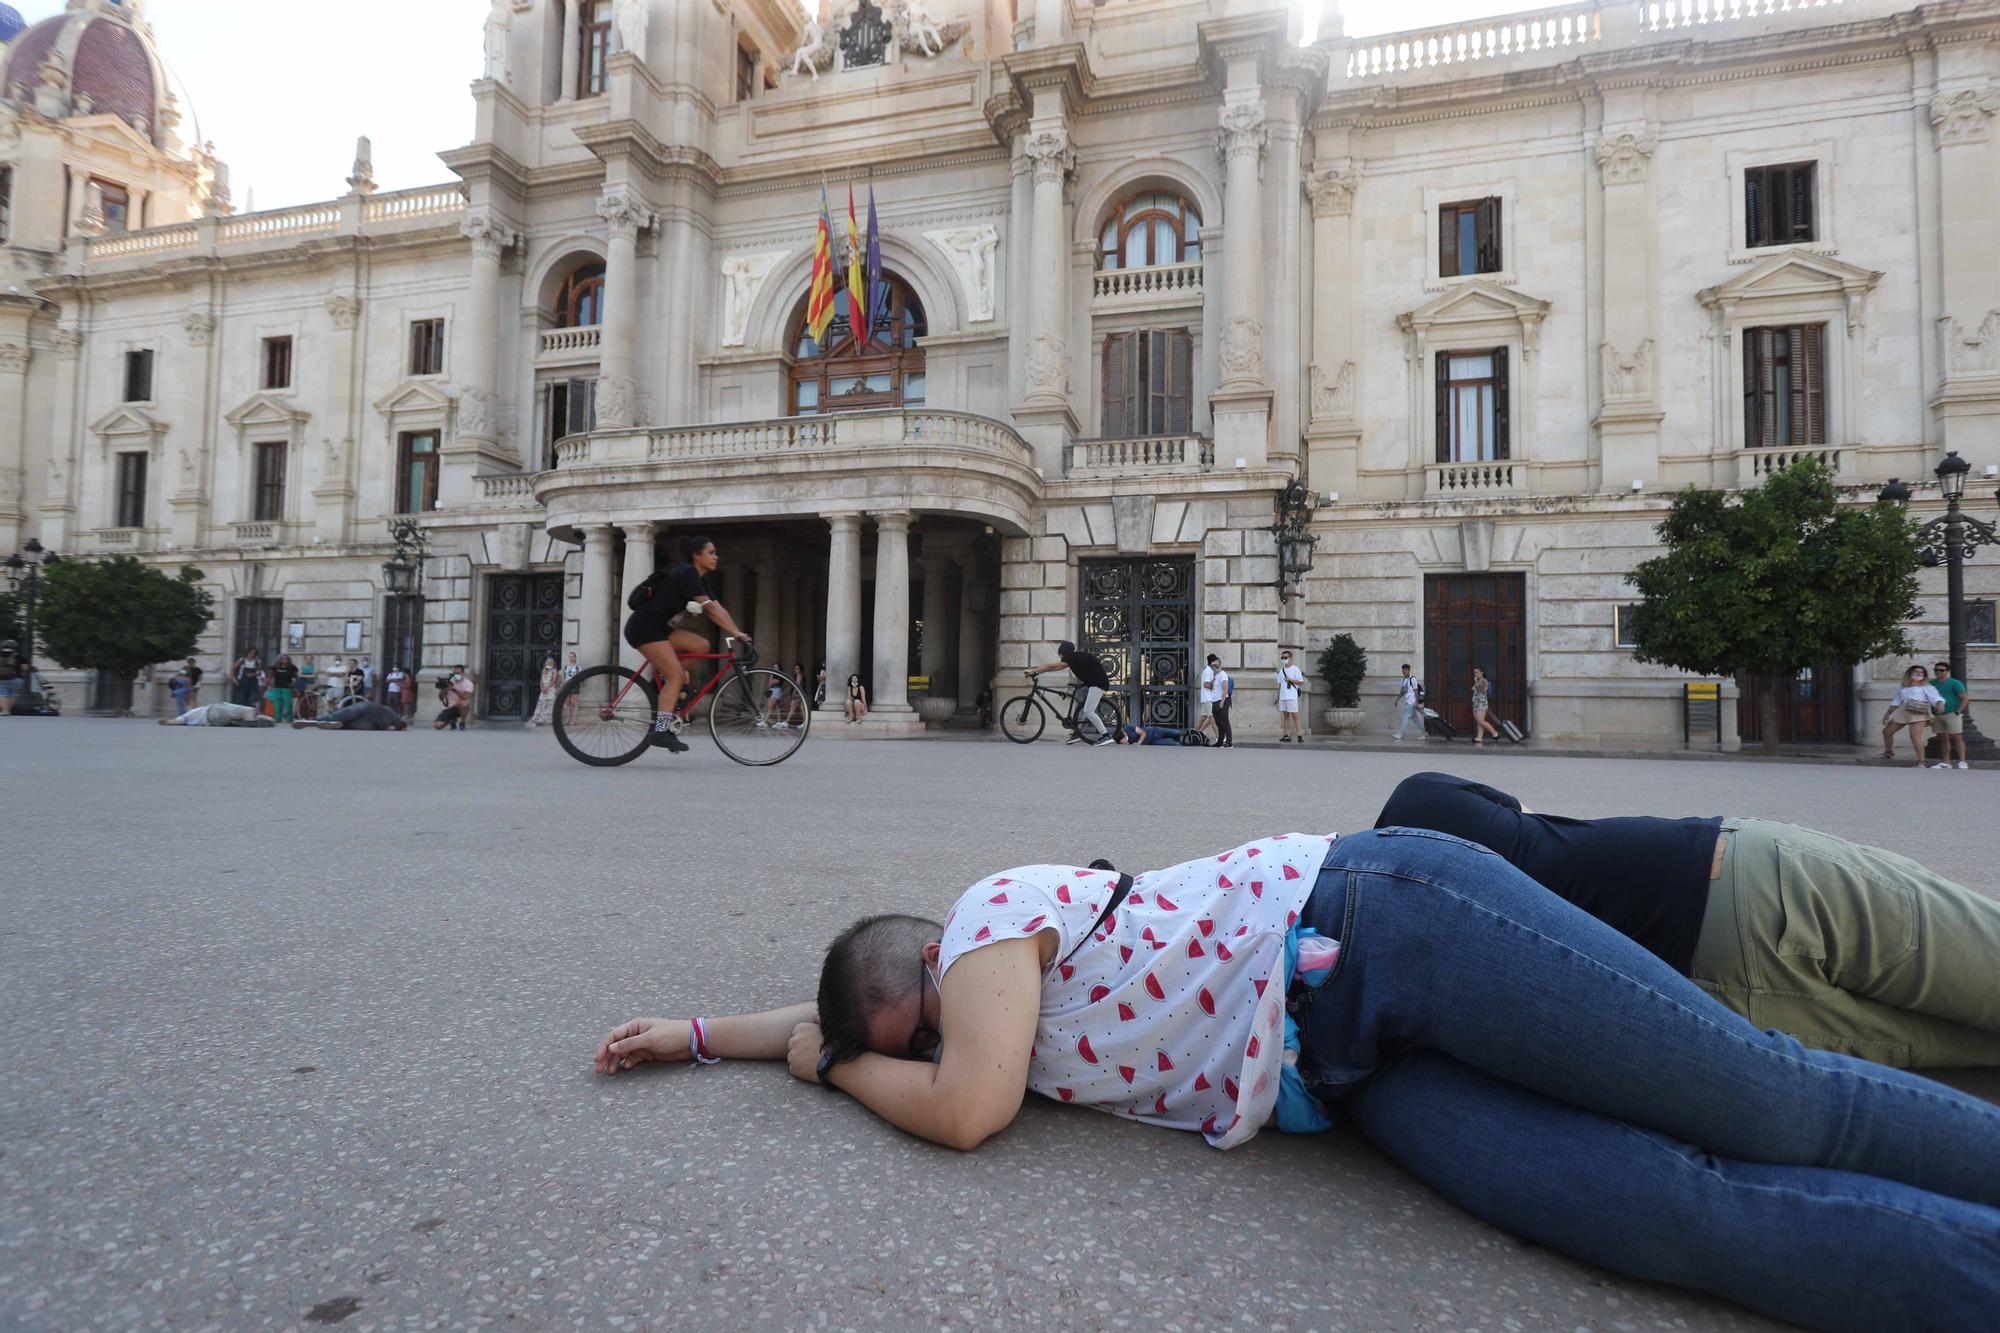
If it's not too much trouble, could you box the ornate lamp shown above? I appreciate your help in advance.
[1271,479,1319,597]
[1935,449,1970,502]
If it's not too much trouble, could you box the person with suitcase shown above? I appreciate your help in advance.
[1470,667,1502,746]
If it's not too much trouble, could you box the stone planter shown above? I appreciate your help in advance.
[916,696,959,728]
[1322,707,1366,736]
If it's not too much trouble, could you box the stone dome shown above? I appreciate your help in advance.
[0,7,26,46]
[1,1,174,146]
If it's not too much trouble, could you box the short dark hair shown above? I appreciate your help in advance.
[817,913,941,1063]
[1401,663,1411,671]
[679,534,714,562]
[1206,654,1219,665]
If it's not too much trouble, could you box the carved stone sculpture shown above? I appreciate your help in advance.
[1941,312,2000,376]
[789,21,835,80]
[596,188,657,242]
[613,0,648,64]
[720,252,785,347]
[324,293,361,331]
[894,0,966,56]
[1217,96,1267,167]
[482,0,511,84]
[0,342,29,373]
[1220,317,1265,385]
[1601,339,1654,400]
[347,136,377,195]
[595,375,638,429]
[1304,166,1358,218]
[1025,334,1067,398]
[925,226,998,322]
[182,308,217,346]
[458,386,497,439]
[1023,126,1073,186]
[1309,361,1354,421]
[1595,130,1657,185]
[1931,89,1999,148]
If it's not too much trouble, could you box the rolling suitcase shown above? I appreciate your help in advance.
[1500,719,1526,744]
[1421,706,1457,740]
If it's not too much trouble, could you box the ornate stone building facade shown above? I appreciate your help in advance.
[2,0,1996,740]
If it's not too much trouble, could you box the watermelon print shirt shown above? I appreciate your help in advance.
[937,833,1335,1150]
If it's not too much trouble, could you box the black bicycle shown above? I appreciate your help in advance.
[999,672,1125,744]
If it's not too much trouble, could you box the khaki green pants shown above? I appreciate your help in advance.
[1689,818,2000,1068]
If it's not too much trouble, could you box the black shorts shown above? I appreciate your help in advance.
[623,609,674,650]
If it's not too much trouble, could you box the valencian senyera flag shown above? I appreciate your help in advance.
[845,184,868,348]
[864,185,882,349]
[806,185,837,345]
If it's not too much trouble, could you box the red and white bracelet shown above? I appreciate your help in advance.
[688,1016,721,1065]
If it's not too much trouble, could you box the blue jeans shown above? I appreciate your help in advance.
[1392,698,1421,737]
[1296,828,2000,1332]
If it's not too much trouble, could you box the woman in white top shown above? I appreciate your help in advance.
[1881,664,1945,767]
[527,657,561,728]
[1274,651,1306,743]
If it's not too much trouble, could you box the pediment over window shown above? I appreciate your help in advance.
[1697,251,1882,338]
[374,378,457,417]
[224,392,310,430]
[89,405,168,441]
[1397,279,1552,352]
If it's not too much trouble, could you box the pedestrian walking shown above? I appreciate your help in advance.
[1470,667,1501,746]
[385,664,407,716]
[1881,664,1944,767]
[268,655,298,723]
[1275,650,1306,743]
[1929,660,1970,770]
[528,656,560,727]
[1197,656,1219,740]
[1391,664,1424,741]
[168,664,190,716]
[1212,662,1235,747]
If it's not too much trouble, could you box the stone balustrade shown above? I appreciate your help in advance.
[1737,444,1845,485]
[640,410,1032,464]
[231,521,278,544]
[1064,435,1214,478]
[538,326,603,357]
[473,472,542,506]
[1426,460,1527,497]
[1092,261,1203,306]
[83,184,467,270]
[1637,0,1846,35]
[92,527,141,549]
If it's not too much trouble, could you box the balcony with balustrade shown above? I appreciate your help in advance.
[536,326,603,364]
[81,184,469,272]
[1091,261,1204,314]
[1063,434,1214,480]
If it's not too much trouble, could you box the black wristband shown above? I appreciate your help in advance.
[815,1047,841,1090]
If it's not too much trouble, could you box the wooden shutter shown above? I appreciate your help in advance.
[1798,324,1825,445]
[1101,334,1128,437]
[1789,166,1814,243]
[1438,205,1458,278]
[1744,331,1765,446]
[1166,329,1192,434]
[1492,347,1511,460]
[1745,168,1765,247]
[1434,352,1452,464]
[1145,330,1169,435]
[1476,197,1502,274]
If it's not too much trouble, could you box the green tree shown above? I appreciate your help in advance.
[37,557,215,702]
[0,585,22,646]
[1316,633,1368,709]
[1626,459,1919,754]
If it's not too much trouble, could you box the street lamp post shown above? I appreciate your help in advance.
[1878,452,1999,761]
[4,537,62,668]
[1271,479,1319,598]
[383,519,430,706]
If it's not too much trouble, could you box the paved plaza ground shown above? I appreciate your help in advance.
[3,719,1995,1330]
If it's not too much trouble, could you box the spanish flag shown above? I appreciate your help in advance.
[806,186,836,344]
[846,184,870,349]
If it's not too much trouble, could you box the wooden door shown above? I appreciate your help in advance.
[1735,666,1853,745]
[1423,574,1527,735]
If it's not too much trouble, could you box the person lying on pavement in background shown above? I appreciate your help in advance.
[1373,771,2000,1069]
[292,700,409,732]
[157,702,274,728]
[593,825,2000,1332]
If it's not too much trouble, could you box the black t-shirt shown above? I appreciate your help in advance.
[1060,649,1111,690]
[635,563,710,622]
[1373,772,1722,975]
[271,665,298,688]
[328,701,405,730]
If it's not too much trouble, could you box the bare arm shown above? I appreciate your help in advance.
[699,598,752,641]
[595,1000,816,1074]
[789,936,1041,1151]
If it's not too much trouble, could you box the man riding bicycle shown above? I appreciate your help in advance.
[1025,640,1114,746]
[623,535,752,754]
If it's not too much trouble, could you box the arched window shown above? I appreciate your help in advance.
[788,275,927,415]
[556,263,605,328]
[1098,190,1202,271]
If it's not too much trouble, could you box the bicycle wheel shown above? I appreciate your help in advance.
[707,669,811,767]
[1000,694,1047,744]
[1091,692,1125,737]
[552,665,658,766]
[334,694,365,712]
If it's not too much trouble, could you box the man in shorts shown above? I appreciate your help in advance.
[1196,654,1218,739]
[1930,660,1970,770]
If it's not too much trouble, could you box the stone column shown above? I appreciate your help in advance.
[0,339,29,551]
[579,525,619,670]
[444,209,519,506]
[955,557,989,718]
[39,327,83,551]
[919,551,951,693]
[821,513,863,712]
[1304,161,1361,497]
[616,520,655,669]
[1930,87,2000,455]
[1212,86,1274,466]
[1016,120,1077,470]
[1593,126,1664,489]
[596,186,656,430]
[313,292,361,542]
[870,511,914,714]
[753,559,783,657]
[558,0,582,102]
[1032,0,1065,47]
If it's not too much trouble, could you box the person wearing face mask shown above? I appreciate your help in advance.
[1275,651,1306,743]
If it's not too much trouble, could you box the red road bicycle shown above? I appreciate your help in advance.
[551,638,811,767]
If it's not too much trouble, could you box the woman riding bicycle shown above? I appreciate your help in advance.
[622,535,752,754]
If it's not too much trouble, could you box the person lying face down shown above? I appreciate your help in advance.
[595,825,2000,1331]
[1372,771,2000,1069]
[291,700,409,731]
[158,702,272,728]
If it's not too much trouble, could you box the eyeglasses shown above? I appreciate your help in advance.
[908,957,941,1060]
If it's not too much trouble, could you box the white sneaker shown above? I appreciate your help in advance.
[1066,734,1086,745]
[1957,761,1969,770]
[1931,762,1950,769]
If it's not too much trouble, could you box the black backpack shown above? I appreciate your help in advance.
[626,574,662,612]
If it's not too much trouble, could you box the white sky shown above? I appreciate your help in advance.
[18,1,1529,212]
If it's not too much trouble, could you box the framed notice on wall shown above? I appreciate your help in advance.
[344,621,362,651]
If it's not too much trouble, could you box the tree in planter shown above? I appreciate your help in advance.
[37,556,215,714]
[1626,459,1919,755]
[1316,633,1369,731]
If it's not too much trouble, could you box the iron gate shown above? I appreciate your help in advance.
[482,573,564,720]
[1079,557,1195,730]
